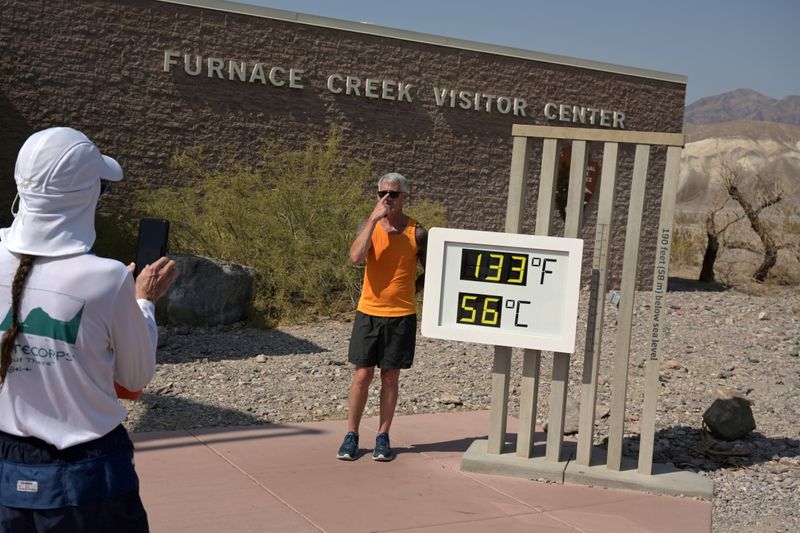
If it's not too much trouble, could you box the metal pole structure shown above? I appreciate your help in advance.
[638,145,682,474]
[469,125,690,492]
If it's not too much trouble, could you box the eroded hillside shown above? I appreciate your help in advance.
[678,120,800,212]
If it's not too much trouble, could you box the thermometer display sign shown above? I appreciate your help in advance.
[421,228,583,352]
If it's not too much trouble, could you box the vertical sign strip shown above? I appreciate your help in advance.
[607,143,650,471]
[576,142,619,466]
[638,145,682,474]
[546,140,588,461]
[489,136,531,454]
[517,137,558,458]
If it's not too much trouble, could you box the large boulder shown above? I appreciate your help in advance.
[702,390,756,441]
[156,253,256,326]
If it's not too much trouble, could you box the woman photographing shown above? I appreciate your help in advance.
[0,127,176,532]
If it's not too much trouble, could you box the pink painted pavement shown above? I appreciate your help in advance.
[132,410,711,532]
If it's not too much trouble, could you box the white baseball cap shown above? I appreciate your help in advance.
[0,127,124,256]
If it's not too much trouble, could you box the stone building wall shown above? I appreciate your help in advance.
[0,0,686,289]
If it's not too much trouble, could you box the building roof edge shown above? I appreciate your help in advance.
[156,0,688,85]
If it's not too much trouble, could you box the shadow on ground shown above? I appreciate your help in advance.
[601,425,800,473]
[125,392,271,433]
[133,419,323,452]
[401,436,481,455]
[156,326,330,363]
[667,276,729,293]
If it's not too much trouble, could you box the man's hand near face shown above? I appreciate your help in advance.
[369,193,391,222]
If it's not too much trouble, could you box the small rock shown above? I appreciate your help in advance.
[757,311,769,320]
[440,394,462,406]
[153,382,173,395]
[255,354,268,363]
[765,464,789,474]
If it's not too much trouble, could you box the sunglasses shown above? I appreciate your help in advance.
[100,179,112,196]
[377,190,403,199]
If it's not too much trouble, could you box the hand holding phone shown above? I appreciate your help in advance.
[132,218,176,302]
[134,218,170,278]
[119,219,175,402]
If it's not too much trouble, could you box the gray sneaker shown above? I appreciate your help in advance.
[336,432,359,460]
[372,432,393,461]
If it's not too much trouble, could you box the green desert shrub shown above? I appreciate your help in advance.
[135,133,448,325]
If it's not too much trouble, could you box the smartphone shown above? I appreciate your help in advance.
[134,218,170,278]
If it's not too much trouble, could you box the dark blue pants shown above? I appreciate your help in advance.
[0,425,148,533]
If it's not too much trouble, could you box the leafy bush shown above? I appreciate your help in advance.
[406,201,449,234]
[134,132,449,325]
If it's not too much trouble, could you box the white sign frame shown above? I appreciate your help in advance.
[421,228,584,352]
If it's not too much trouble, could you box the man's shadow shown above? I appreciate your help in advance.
[395,436,479,456]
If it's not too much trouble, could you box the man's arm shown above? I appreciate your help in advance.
[350,194,392,264]
[349,219,376,264]
[415,223,427,293]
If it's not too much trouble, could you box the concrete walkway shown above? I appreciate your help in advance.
[132,411,712,532]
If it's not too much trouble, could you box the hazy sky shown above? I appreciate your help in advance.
[237,0,799,105]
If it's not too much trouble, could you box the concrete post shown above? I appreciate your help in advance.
[606,144,650,471]
[576,142,619,466]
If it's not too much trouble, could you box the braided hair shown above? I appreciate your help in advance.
[0,254,36,387]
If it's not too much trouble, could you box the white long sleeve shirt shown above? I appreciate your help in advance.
[0,246,157,449]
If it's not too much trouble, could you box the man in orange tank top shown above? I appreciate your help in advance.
[337,173,427,462]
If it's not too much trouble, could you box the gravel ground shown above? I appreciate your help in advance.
[124,282,799,533]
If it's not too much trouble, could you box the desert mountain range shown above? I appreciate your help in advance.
[678,89,800,212]
[684,88,800,125]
